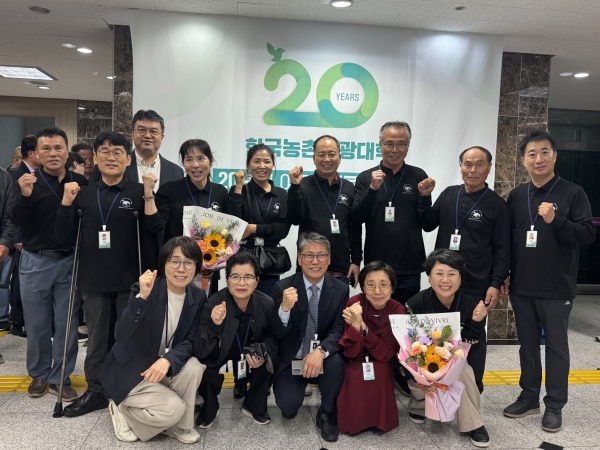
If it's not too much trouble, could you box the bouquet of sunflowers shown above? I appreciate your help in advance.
[394,307,471,422]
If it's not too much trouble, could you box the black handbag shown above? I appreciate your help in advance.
[244,185,291,275]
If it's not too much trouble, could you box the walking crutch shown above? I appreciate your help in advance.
[133,211,142,276]
[53,209,82,418]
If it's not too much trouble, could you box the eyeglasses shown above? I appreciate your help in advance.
[382,142,408,150]
[168,259,196,270]
[228,274,257,283]
[134,127,162,137]
[364,282,392,291]
[299,253,329,262]
[97,149,127,159]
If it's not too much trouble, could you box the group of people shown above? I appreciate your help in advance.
[0,109,594,447]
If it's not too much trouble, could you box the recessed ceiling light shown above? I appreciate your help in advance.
[455,6,466,10]
[574,72,589,78]
[330,0,353,8]
[29,80,47,85]
[28,6,50,14]
[78,106,85,110]
[106,75,114,80]
[0,65,55,80]
[77,47,92,54]
[62,43,76,48]
[559,72,573,77]
[38,86,51,90]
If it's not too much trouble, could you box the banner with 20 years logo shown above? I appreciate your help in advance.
[129,10,503,278]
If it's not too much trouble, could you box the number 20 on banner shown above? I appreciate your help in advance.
[263,45,379,129]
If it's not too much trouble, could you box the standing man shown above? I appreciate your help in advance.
[55,131,162,417]
[288,135,362,287]
[417,146,510,392]
[9,147,23,169]
[272,232,348,443]
[502,131,595,432]
[353,121,428,304]
[8,134,40,338]
[71,142,95,179]
[0,167,14,333]
[10,127,88,401]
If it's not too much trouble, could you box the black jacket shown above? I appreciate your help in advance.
[98,277,206,405]
[89,151,184,185]
[271,273,348,376]
[193,288,278,370]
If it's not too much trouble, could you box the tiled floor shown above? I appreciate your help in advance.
[0,295,599,450]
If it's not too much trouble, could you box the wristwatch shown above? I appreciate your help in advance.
[317,346,327,356]
[362,326,368,337]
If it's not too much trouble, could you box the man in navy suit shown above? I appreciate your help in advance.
[272,232,348,442]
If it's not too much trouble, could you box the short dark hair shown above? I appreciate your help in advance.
[225,252,261,278]
[36,127,68,147]
[93,132,131,153]
[71,141,93,154]
[246,144,275,168]
[458,146,492,164]
[132,109,165,133]
[179,139,214,169]
[157,236,203,277]
[21,135,37,159]
[313,135,340,152]
[297,232,331,254]
[519,130,556,156]
[379,121,412,142]
[423,248,465,277]
[66,151,85,169]
[358,261,397,293]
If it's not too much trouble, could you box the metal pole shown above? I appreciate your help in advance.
[133,211,142,276]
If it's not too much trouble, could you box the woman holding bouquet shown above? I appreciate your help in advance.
[405,249,490,448]
[336,261,405,435]
[230,144,291,298]
[156,139,244,294]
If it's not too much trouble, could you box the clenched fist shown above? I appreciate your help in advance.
[234,170,246,186]
[281,287,298,312]
[61,182,80,206]
[139,270,158,300]
[211,301,227,326]
[538,202,555,224]
[418,178,436,196]
[142,173,158,195]
[472,301,488,322]
[18,173,37,197]
[289,166,304,185]
[369,170,386,190]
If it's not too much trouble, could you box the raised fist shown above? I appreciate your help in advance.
[418,178,436,196]
[281,287,298,312]
[289,166,304,185]
[369,170,386,190]
[211,301,227,326]
[61,182,80,206]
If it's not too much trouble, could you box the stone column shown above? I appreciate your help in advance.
[113,25,133,134]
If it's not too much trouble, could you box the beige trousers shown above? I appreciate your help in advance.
[119,357,205,441]
[407,363,484,432]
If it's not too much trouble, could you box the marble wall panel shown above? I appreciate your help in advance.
[488,310,508,340]
[77,100,112,144]
[113,25,133,135]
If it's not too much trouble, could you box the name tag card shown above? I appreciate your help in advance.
[237,354,247,379]
[363,357,375,381]
[526,230,538,248]
[449,233,461,251]
[98,231,111,249]
[385,206,395,222]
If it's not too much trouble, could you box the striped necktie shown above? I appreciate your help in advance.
[301,284,320,358]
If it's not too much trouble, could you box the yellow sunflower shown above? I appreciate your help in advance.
[204,233,226,251]
[202,249,217,265]
[422,352,446,373]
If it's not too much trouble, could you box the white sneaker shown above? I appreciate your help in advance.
[161,426,201,444]
[109,400,138,442]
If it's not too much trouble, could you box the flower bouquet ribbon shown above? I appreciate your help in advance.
[182,205,248,292]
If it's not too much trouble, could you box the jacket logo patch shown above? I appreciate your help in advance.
[339,193,350,205]
[273,202,280,212]
[470,210,483,221]
[119,198,133,209]
[210,202,221,212]
[402,184,413,194]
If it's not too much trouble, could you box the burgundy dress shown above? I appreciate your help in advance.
[337,294,405,435]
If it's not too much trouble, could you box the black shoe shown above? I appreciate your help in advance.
[196,410,218,429]
[63,389,109,417]
[11,325,27,338]
[242,402,270,425]
[281,410,298,420]
[409,412,426,424]
[0,321,10,331]
[541,407,562,432]
[503,397,540,418]
[469,425,490,448]
[316,407,339,442]
[233,384,247,399]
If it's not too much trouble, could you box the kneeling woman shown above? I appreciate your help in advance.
[336,261,405,435]
[194,252,278,428]
[98,236,206,444]
[406,249,490,448]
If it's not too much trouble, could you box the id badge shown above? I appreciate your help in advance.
[310,339,321,352]
[526,230,538,248]
[237,354,247,379]
[449,233,461,251]
[330,218,340,234]
[98,231,111,249]
[385,206,395,222]
[254,236,265,246]
[363,357,375,381]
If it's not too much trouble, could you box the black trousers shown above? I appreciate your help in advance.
[82,291,129,389]
[273,352,344,416]
[9,251,24,329]
[462,287,488,394]
[510,293,572,409]
[392,273,421,306]
[199,363,273,422]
